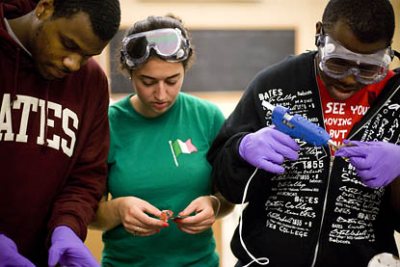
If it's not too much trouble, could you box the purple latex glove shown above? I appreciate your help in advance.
[239,126,300,174]
[335,140,400,188]
[0,234,35,267]
[48,226,99,267]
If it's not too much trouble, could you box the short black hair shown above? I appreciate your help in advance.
[322,0,394,46]
[51,0,121,41]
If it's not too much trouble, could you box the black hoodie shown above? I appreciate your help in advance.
[208,52,400,267]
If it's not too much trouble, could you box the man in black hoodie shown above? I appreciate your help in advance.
[208,0,400,266]
[0,0,120,266]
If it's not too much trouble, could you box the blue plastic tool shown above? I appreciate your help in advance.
[262,101,333,147]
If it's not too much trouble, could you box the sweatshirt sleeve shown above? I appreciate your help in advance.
[207,76,274,204]
[47,63,110,241]
[209,103,226,142]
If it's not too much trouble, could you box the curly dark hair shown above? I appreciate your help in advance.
[51,0,121,41]
[322,0,394,46]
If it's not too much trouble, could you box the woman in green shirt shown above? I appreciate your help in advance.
[90,14,234,267]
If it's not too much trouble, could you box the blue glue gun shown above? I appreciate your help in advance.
[262,101,333,147]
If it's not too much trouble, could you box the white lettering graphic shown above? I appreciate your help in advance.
[0,94,14,141]
[0,94,79,157]
[325,102,346,114]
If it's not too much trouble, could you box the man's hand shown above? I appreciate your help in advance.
[0,234,35,267]
[335,140,400,188]
[48,226,99,267]
[239,126,300,174]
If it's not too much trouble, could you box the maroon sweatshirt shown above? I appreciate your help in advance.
[0,1,110,265]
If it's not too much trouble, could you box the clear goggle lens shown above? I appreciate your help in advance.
[121,28,190,69]
[318,35,393,84]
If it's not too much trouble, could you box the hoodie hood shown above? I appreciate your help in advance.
[0,0,36,62]
[3,0,37,19]
[0,0,51,142]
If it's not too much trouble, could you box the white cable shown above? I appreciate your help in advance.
[239,167,270,267]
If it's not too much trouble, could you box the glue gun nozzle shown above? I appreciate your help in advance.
[327,139,338,150]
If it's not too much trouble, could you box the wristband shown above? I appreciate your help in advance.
[209,195,221,217]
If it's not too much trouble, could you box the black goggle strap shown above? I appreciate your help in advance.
[315,23,325,47]
[393,50,400,60]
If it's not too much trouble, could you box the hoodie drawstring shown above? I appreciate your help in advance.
[12,47,50,147]
[43,82,49,146]
[11,47,20,105]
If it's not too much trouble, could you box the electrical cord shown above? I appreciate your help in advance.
[239,167,270,267]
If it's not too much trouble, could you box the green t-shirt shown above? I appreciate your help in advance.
[102,93,225,267]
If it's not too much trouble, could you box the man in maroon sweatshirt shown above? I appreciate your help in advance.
[0,0,120,266]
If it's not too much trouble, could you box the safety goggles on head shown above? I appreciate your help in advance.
[121,28,190,69]
[317,34,393,84]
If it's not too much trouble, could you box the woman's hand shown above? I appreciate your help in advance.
[174,196,219,234]
[117,196,169,236]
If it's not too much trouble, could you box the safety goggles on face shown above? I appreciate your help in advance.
[317,34,393,84]
[121,28,190,69]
